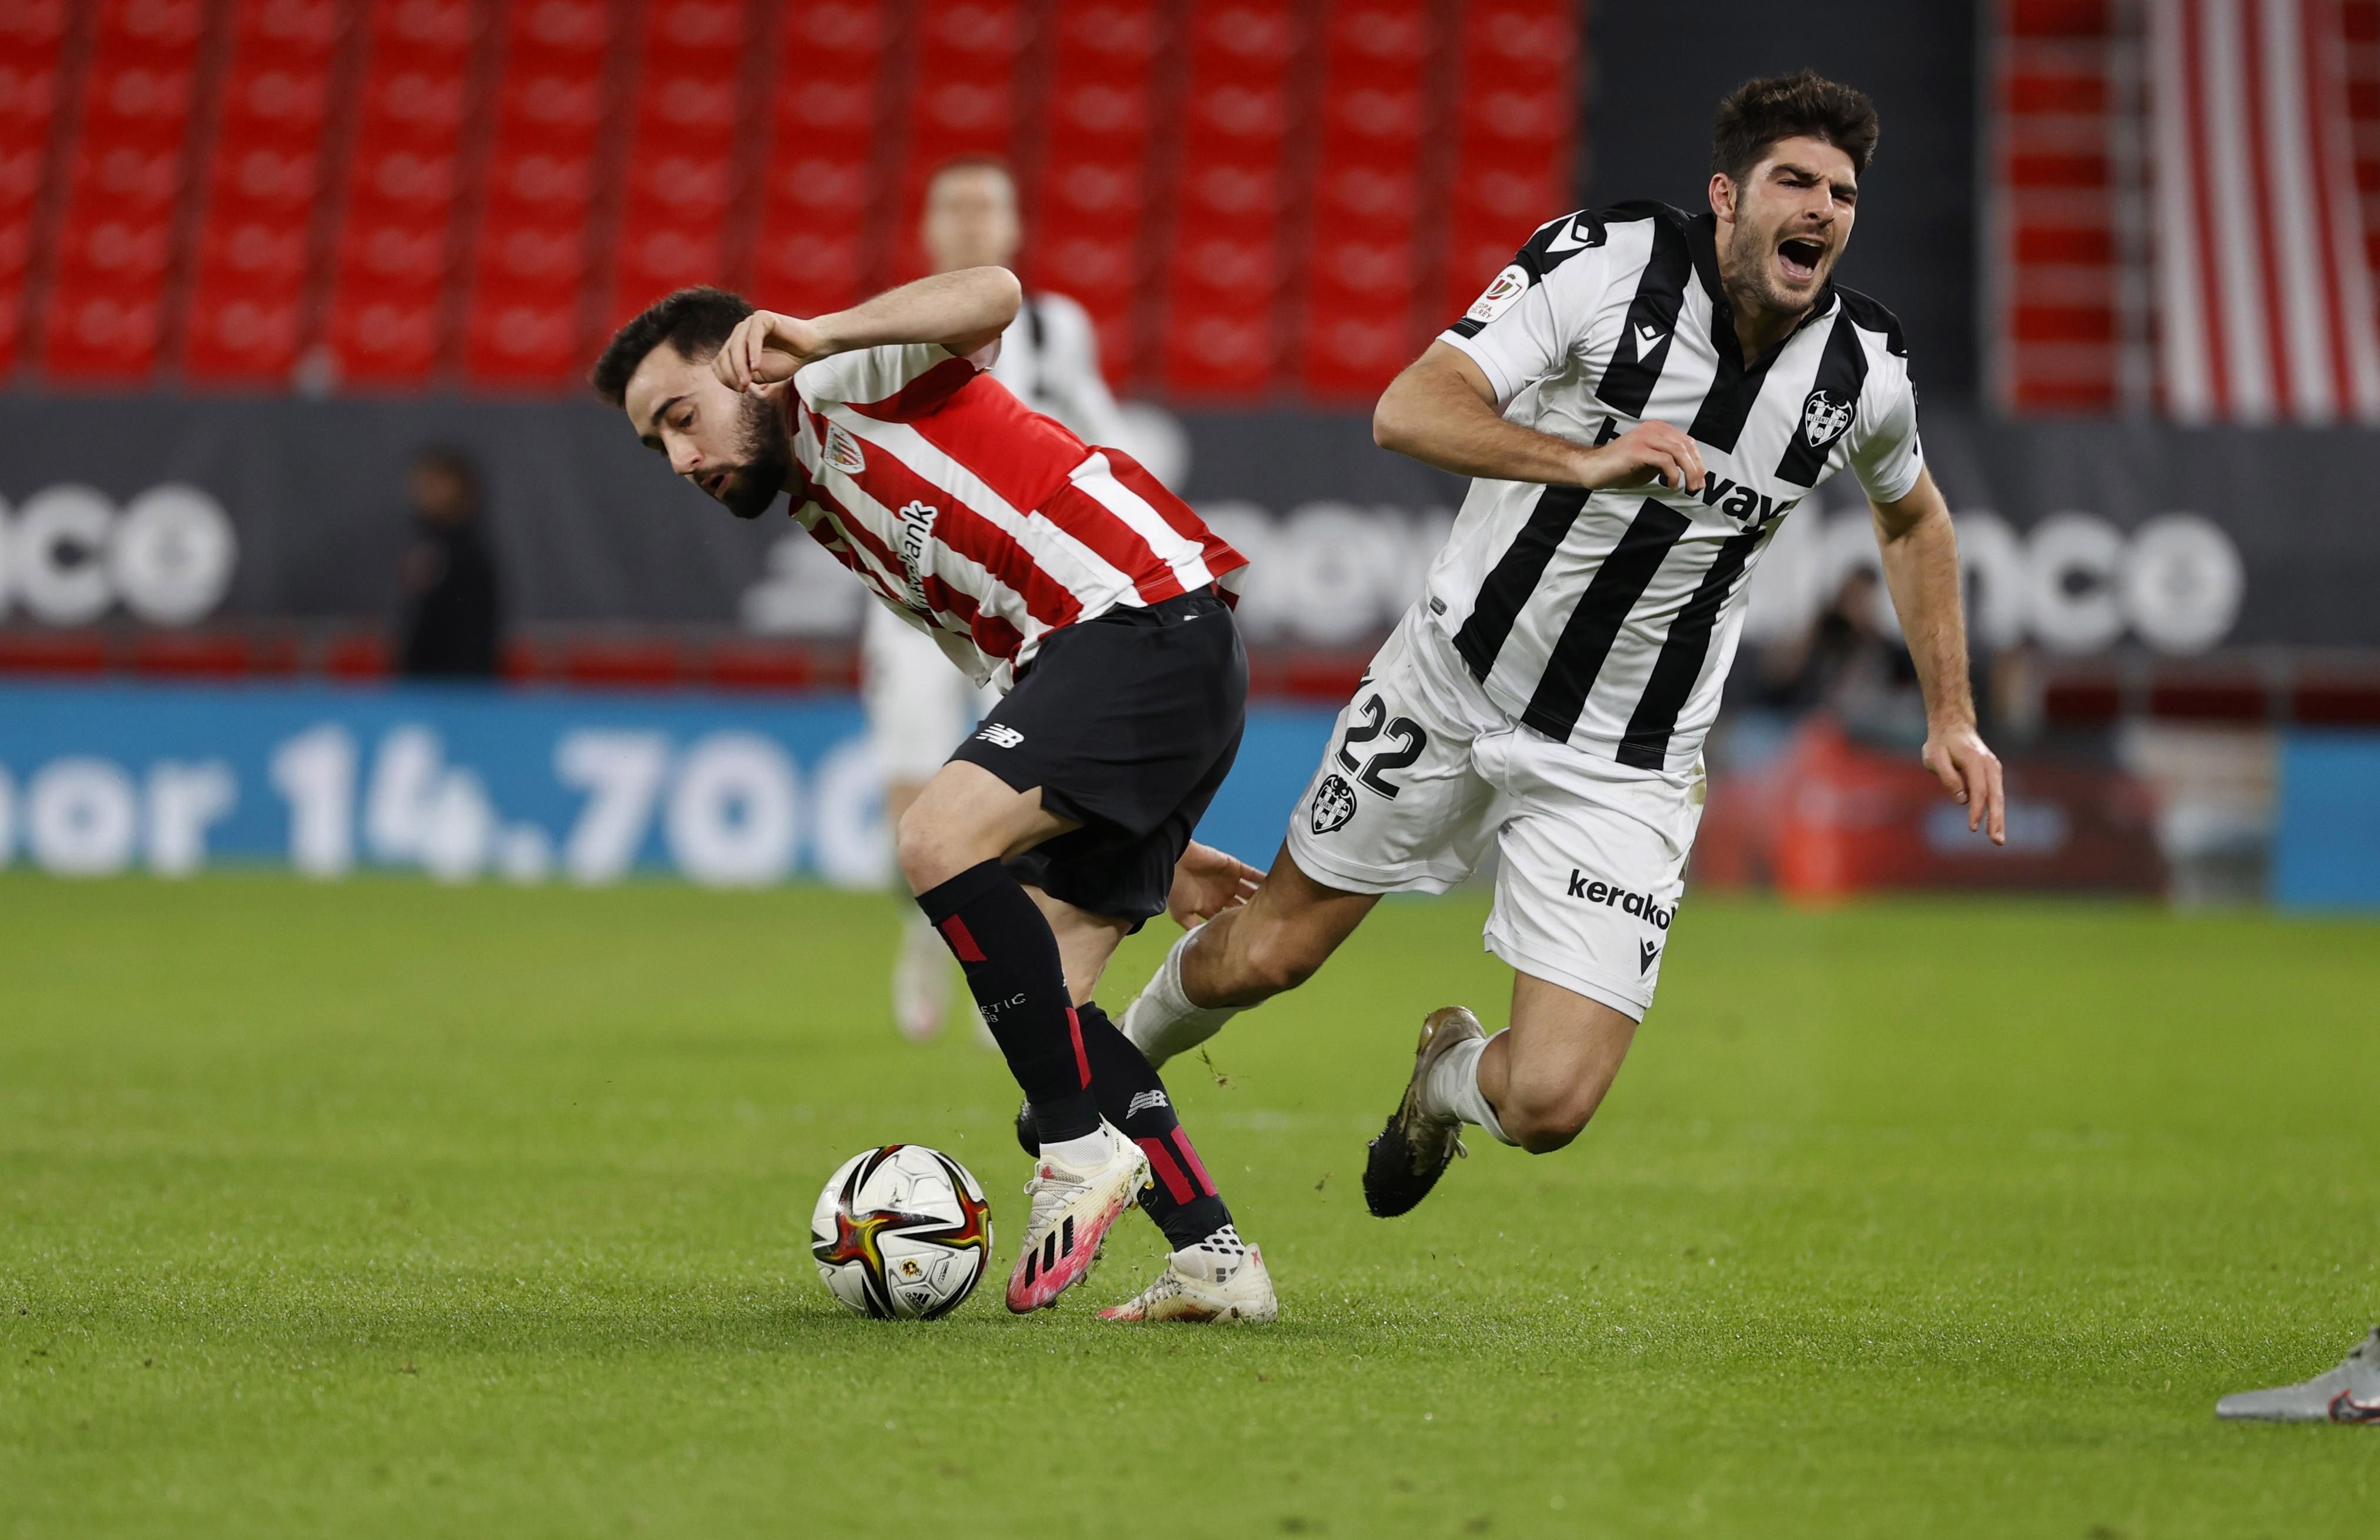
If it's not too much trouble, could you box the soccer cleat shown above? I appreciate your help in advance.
[1100,1236,1278,1324]
[2216,1327,2380,1423]
[892,914,950,1043]
[1362,1005,1484,1219]
[1005,1124,1150,1313]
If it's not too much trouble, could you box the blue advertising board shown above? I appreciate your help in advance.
[2274,731,2380,911]
[0,682,1335,888]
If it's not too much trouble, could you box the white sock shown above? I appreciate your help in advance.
[1120,927,1241,1069]
[1040,1124,1115,1172]
[1418,1031,1516,1146]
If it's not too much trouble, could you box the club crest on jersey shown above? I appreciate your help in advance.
[1465,264,1530,324]
[824,424,866,475]
[1801,388,1855,451]
[1310,774,1358,835]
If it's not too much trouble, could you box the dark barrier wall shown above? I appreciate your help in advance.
[0,398,2374,649]
[1583,0,1981,402]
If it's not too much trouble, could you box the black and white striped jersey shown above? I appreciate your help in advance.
[1428,202,1924,773]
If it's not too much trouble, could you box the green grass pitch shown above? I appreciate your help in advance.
[3,872,2376,1537]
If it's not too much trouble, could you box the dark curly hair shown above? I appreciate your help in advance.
[1710,70,1880,184]
[591,286,753,406]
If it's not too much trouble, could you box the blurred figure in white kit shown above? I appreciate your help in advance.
[871,155,1135,1042]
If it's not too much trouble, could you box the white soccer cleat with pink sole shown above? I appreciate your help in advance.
[1005,1125,1149,1313]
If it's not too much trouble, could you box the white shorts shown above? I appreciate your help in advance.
[861,606,998,784]
[1284,607,1706,1021]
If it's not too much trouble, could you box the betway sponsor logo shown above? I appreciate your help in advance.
[1690,473,1796,526]
[1564,869,1675,929]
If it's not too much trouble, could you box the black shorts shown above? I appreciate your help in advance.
[949,589,1246,926]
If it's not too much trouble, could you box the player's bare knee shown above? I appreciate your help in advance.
[1499,1089,1595,1154]
[894,804,969,893]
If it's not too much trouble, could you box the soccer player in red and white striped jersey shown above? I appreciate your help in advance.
[594,270,1279,1324]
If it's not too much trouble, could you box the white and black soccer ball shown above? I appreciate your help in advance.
[809,1145,994,1320]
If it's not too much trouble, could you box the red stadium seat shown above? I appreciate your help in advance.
[43,76,185,389]
[352,68,475,152]
[772,77,877,161]
[1162,300,1276,395]
[0,0,66,373]
[886,0,1033,278]
[365,0,479,67]
[1027,1,1162,376]
[235,0,342,66]
[5,0,1569,403]
[751,1,881,315]
[751,223,864,315]
[1438,0,1574,324]
[761,154,871,225]
[463,296,581,385]
[326,291,443,385]
[456,0,623,387]
[1157,0,1305,393]
[601,0,751,332]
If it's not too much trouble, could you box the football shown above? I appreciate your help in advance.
[809,1145,995,1319]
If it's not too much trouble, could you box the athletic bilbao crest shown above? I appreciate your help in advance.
[1800,388,1855,451]
[1310,774,1358,835]
[825,424,866,475]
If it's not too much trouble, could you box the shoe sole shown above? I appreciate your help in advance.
[1003,1150,1150,1313]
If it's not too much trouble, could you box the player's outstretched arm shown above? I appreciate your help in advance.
[1374,342,1706,493]
[1871,466,2006,845]
[1166,842,1263,930]
[715,267,1024,393]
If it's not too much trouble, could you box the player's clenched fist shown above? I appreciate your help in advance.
[713,309,835,394]
[1578,421,1707,495]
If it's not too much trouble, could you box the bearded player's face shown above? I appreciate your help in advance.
[621,342,792,521]
[1714,134,1860,316]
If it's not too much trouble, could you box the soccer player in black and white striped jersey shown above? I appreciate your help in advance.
[1115,72,2008,1216]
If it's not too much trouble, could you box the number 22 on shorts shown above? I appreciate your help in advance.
[1335,694,1428,799]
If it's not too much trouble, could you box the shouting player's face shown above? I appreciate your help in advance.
[1711,134,1859,318]
[621,342,792,521]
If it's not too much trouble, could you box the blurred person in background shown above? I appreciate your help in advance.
[1757,566,1921,729]
[396,446,504,679]
[870,156,1134,1044]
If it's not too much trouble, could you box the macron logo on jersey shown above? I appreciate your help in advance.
[1547,215,1598,252]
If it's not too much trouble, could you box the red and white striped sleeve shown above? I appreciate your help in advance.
[795,342,992,422]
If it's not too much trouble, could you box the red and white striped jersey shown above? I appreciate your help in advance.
[782,342,1246,690]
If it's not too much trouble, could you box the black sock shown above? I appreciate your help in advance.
[1075,1001,1234,1251]
[915,861,1099,1145]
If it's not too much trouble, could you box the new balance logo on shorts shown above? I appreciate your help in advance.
[1564,869,1675,929]
[975,724,1024,749]
[1126,1089,1169,1117]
